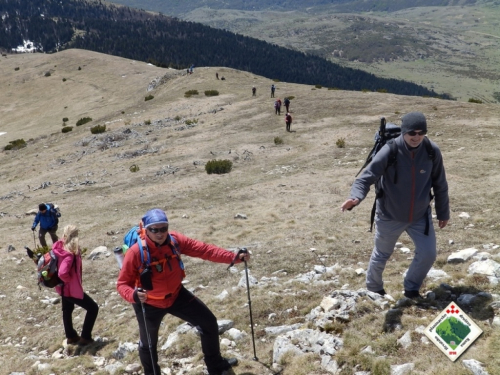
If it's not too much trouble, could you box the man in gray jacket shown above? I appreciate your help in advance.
[341,112,449,299]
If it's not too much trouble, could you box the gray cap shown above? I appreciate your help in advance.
[401,112,427,134]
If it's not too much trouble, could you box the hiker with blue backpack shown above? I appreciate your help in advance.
[117,208,250,375]
[341,112,450,300]
[31,203,61,248]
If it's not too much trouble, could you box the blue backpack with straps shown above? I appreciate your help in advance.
[119,225,184,274]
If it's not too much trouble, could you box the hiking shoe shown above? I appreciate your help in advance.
[207,357,238,375]
[404,290,423,299]
[374,289,386,296]
[66,336,80,345]
[78,337,94,346]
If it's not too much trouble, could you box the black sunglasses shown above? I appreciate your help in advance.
[147,226,169,234]
[407,130,427,136]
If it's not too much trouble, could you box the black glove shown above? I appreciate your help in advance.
[31,226,36,231]
[133,289,141,304]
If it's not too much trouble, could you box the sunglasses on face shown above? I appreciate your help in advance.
[147,226,169,234]
[407,130,427,136]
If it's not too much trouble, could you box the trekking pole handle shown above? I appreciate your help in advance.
[227,247,248,270]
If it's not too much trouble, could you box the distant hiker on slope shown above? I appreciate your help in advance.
[31,203,60,248]
[341,112,449,300]
[285,112,292,132]
[117,208,250,375]
[284,97,290,113]
[271,84,276,98]
[53,225,99,346]
[274,98,282,115]
[252,86,256,96]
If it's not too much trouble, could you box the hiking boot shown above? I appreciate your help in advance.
[207,357,238,375]
[374,289,386,296]
[66,336,80,345]
[78,337,94,346]
[404,290,423,299]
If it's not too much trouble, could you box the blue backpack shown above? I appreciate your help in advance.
[120,225,184,273]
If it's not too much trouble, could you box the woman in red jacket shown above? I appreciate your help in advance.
[117,208,250,375]
[53,225,99,346]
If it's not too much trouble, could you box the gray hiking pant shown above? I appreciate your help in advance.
[39,226,58,248]
[366,209,436,292]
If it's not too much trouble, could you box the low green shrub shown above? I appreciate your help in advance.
[62,117,69,122]
[14,67,20,71]
[361,88,370,93]
[174,115,182,121]
[468,98,483,104]
[78,66,81,70]
[90,124,106,134]
[144,119,151,125]
[272,79,280,82]
[336,137,346,148]
[4,138,27,151]
[376,88,387,93]
[315,84,322,89]
[185,119,198,125]
[61,126,73,133]
[44,71,51,77]
[274,136,284,145]
[62,78,66,82]
[130,164,139,172]
[185,90,199,98]
[205,159,232,174]
[145,94,154,101]
[204,90,219,97]
[287,96,295,100]
[76,117,92,126]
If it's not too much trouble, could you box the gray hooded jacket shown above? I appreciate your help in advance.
[350,135,449,223]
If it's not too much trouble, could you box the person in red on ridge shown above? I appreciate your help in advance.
[117,208,250,375]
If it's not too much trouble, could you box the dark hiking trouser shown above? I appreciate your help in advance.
[62,293,99,340]
[39,226,58,248]
[286,121,291,132]
[132,287,224,375]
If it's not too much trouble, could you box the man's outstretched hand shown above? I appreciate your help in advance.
[341,198,360,212]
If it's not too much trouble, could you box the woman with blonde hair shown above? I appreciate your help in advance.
[52,225,99,345]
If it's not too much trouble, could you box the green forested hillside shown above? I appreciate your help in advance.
[0,0,448,97]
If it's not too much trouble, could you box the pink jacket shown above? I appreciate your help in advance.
[52,240,84,299]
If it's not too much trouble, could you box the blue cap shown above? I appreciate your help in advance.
[142,208,169,228]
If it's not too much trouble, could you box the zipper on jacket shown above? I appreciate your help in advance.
[409,151,416,221]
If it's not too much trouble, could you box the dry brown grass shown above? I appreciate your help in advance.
[0,49,499,374]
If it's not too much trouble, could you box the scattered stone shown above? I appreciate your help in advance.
[462,359,489,375]
[459,212,470,219]
[87,246,110,260]
[7,244,15,252]
[391,363,414,375]
[447,248,478,263]
[397,330,412,349]
[234,213,247,219]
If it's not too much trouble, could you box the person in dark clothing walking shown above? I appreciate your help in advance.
[252,86,256,96]
[117,208,250,375]
[341,112,449,299]
[271,84,275,98]
[31,203,60,248]
[284,97,290,113]
[285,112,292,132]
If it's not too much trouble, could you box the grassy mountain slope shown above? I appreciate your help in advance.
[1,49,500,374]
[109,0,500,102]
[0,0,446,98]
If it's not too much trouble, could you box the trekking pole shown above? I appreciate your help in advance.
[32,230,37,250]
[137,288,157,375]
[228,248,258,361]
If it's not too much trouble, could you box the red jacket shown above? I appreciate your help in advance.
[117,231,240,308]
